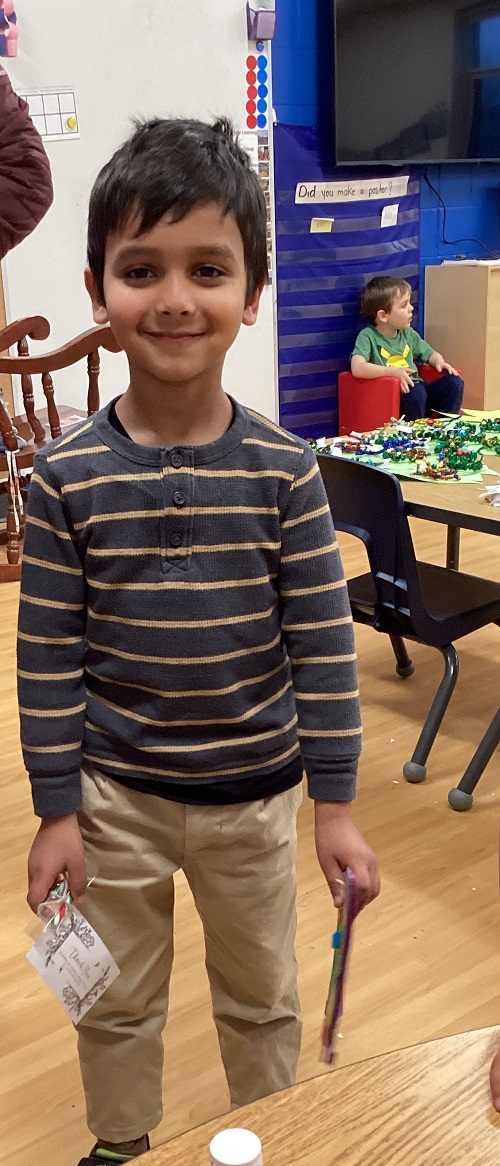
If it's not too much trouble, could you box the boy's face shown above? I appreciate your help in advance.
[86,202,262,390]
[378,288,413,331]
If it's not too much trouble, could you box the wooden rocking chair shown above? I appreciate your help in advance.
[0,321,121,581]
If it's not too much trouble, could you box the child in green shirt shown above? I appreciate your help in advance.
[351,276,464,420]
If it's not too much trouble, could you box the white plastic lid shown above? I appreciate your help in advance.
[209,1128,263,1166]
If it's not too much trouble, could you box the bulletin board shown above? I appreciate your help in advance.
[274,125,421,439]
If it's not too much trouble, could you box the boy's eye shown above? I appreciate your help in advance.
[123,267,156,281]
[195,265,226,280]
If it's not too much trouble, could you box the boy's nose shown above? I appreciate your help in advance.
[155,275,196,315]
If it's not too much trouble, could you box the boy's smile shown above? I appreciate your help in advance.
[86,202,261,395]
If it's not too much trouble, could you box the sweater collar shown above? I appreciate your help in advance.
[92,394,249,466]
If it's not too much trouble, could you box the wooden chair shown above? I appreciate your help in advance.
[0,322,121,582]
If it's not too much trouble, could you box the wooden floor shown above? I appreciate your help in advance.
[1,519,499,1166]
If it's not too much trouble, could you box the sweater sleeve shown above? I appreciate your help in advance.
[279,446,361,802]
[17,456,87,818]
[0,67,53,260]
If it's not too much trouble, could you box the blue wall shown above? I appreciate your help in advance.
[272,0,500,313]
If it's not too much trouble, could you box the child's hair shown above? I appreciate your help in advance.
[360,276,411,325]
[87,117,268,305]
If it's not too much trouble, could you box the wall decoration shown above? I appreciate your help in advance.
[0,1,17,58]
[19,88,79,141]
[274,125,420,439]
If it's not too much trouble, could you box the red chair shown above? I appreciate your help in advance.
[337,364,447,436]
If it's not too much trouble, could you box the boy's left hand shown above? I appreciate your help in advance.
[315,801,380,912]
[433,359,458,376]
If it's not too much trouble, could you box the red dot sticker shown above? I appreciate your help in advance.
[246,114,257,129]
[246,55,257,68]
[247,85,258,99]
[246,70,256,85]
[246,99,256,114]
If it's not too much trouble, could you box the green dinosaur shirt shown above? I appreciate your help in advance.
[352,326,434,383]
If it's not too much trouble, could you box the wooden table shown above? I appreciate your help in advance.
[144,1027,500,1166]
[401,454,500,569]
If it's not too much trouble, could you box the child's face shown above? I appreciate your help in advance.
[378,288,413,331]
[86,202,262,390]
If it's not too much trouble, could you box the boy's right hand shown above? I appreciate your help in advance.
[389,367,414,393]
[27,813,87,914]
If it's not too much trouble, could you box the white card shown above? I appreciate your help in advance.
[27,908,119,1021]
[381,203,399,228]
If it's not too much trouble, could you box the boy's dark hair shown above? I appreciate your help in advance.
[360,276,411,325]
[87,117,268,304]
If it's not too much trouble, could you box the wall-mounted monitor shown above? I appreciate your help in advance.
[334,0,500,163]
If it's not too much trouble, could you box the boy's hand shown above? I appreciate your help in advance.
[389,367,414,392]
[315,801,380,912]
[433,359,458,376]
[27,813,87,914]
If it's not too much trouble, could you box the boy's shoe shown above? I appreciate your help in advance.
[78,1137,150,1165]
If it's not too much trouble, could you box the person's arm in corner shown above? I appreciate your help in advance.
[279,445,380,911]
[17,455,87,913]
[0,64,53,260]
[351,353,414,393]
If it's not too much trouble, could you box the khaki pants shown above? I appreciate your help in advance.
[76,767,303,1143]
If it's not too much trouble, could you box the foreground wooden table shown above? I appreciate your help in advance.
[402,453,500,568]
[144,1027,500,1165]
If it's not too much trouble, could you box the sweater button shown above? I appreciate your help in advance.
[170,451,183,468]
[173,491,186,507]
[170,532,183,548]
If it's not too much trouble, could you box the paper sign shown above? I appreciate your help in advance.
[19,87,79,141]
[381,204,399,228]
[310,217,334,233]
[27,907,119,1021]
[295,176,409,205]
[240,129,259,170]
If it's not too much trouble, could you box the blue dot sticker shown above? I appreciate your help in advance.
[256,41,265,51]
[257,113,267,128]
[258,84,268,98]
[257,69,268,84]
[257,98,267,113]
[257,55,267,68]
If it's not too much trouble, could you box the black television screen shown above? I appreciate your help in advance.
[334,0,500,163]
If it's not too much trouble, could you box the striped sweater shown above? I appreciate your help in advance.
[17,398,362,818]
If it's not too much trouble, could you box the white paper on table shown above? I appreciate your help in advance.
[481,479,500,506]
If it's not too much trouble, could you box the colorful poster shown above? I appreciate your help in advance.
[0,1,17,58]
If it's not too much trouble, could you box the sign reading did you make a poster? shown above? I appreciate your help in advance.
[295,175,409,205]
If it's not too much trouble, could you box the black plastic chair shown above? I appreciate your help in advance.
[317,455,500,799]
[448,708,500,811]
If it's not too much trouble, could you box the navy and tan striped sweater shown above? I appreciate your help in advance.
[18,398,362,818]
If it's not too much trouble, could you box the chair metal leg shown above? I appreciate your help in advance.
[403,644,459,784]
[448,709,500,811]
[389,634,415,678]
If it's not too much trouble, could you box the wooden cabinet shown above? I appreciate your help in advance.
[425,262,500,412]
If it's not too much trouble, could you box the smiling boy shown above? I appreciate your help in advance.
[19,118,379,1164]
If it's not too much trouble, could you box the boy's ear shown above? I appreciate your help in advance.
[376,307,387,324]
[85,268,109,325]
[242,281,265,328]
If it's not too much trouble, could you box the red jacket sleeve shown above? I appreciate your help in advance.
[0,67,53,260]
